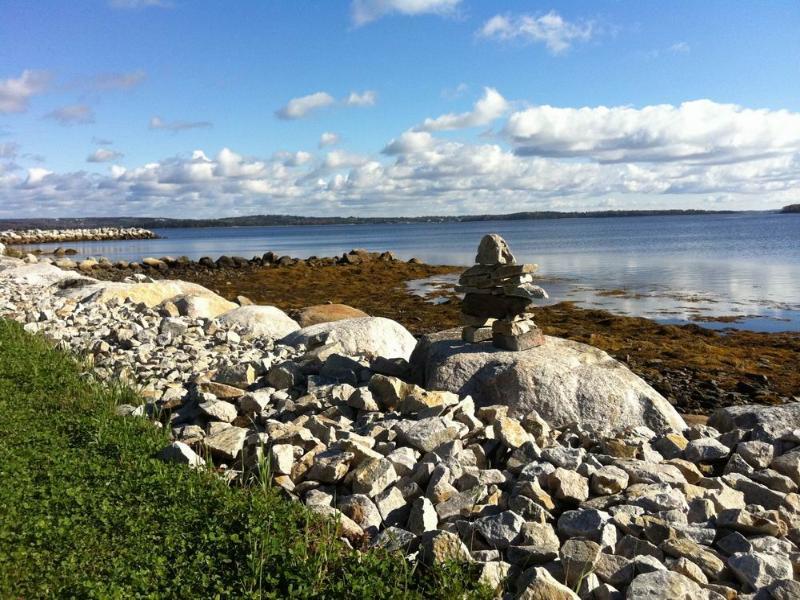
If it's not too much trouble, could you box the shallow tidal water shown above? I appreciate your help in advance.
[21,213,800,332]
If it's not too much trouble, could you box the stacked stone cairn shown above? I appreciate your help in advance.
[457,234,548,351]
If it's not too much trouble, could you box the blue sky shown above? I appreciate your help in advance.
[1,0,799,217]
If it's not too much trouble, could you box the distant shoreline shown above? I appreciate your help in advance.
[0,208,778,231]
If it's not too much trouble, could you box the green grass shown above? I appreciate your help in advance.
[0,319,489,599]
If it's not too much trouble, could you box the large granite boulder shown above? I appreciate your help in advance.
[410,329,686,435]
[218,305,300,339]
[56,279,235,317]
[295,303,369,327]
[281,317,417,360]
[0,262,92,287]
[709,403,800,441]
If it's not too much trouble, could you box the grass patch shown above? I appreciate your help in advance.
[0,319,488,598]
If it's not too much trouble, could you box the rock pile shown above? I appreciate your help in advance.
[457,234,548,351]
[2,251,800,598]
[0,227,158,246]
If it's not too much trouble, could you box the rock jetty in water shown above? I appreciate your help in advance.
[0,227,157,246]
[457,234,548,351]
[2,243,800,598]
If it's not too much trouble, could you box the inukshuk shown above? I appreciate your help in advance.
[457,234,549,351]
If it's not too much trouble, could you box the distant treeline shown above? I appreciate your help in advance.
[0,209,745,231]
[781,204,800,214]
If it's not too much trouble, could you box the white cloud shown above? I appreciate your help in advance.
[351,0,461,26]
[45,104,95,125]
[25,167,52,186]
[319,132,340,148]
[3,98,800,218]
[278,151,314,167]
[382,130,435,155]
[323,150,370,169]
[479,11,593,55]
[275,92,335,120]
[87,148,124,163]
[416,87,509,131]
[0,70,51,114]
[0,142,19,159]
[345,90,377,107]
[504,99,800,164]
[149,115,212,132]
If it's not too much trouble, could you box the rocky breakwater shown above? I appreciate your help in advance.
[2,246,800,598]
[0,226,157,246]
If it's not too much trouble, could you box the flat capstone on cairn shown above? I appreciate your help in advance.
[457,234,548,350]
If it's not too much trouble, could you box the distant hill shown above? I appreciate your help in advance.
[781,204,800,213]
[0,209,740,231]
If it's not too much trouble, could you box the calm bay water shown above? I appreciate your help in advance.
[22,213,800,332]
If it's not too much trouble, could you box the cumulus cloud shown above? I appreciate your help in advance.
[504,99,800,164]
[275,92,335,120]
[149,115,212,132]
[319,132,340,147]
[416,87,509,131]
[3,98,800,218]
[0,70,51,114]
[345,90,377,107]
[351,0,461,26]
[45,104,95,125]
[87,148,124,163]
[479,11,593,55]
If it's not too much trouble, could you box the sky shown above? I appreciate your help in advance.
[1,0,799,218]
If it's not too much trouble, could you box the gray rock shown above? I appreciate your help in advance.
[515,566,579,600]
[735,440,775,470]
[418,530,471,566]
[548,468,589,503]
[369,526,416,552]
[281,317,418,361]
[411,332,686,435]
[626,570,704,599]
[770,449,800,485]
[472,510,524,549]
[396,417,462,453]
[557,508,612,541]
[709,402,800,440]
[204,426,248,462]
[591,465,629,495]
[217,305,299,339]
[684,438,730,463]
[560,538,601,587]
[728,551,794,591]
[337,494,383,534]
[350,457,398,497]
[198,399,238,422]
[474,233,515,266]
[159,441,205,467]
[408,496,438,535]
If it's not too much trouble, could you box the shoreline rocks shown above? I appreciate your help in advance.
[2,245,800,598]
[0,227,158,246]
